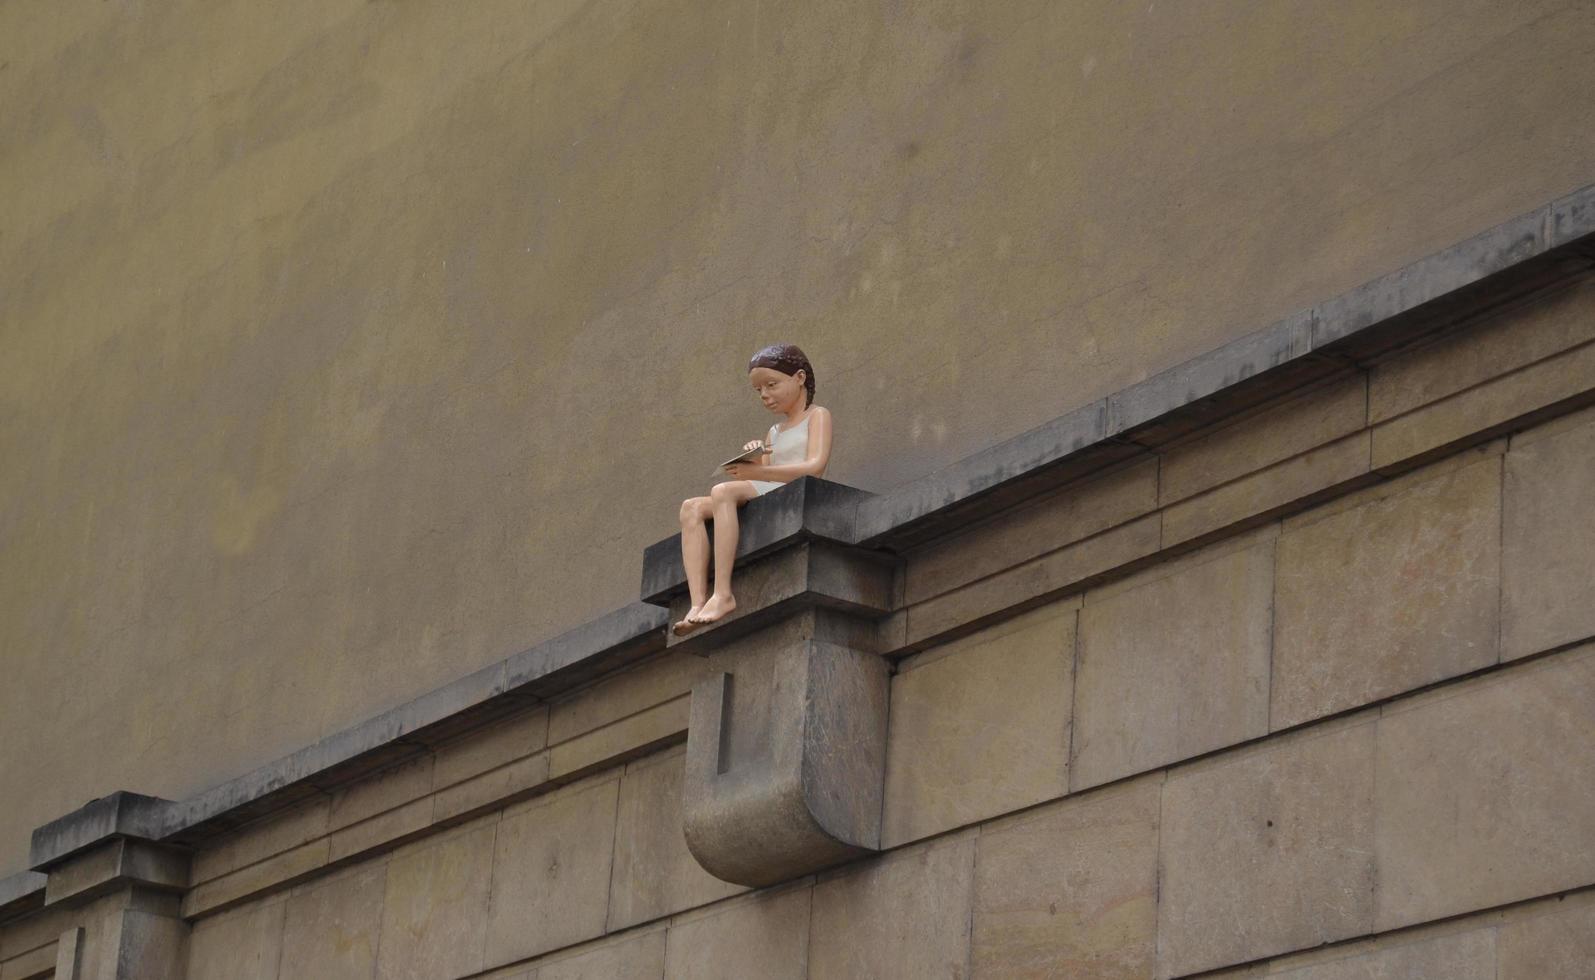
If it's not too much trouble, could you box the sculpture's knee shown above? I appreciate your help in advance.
[709,483,735,506]
[680,499,703,525]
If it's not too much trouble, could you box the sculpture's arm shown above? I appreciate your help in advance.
[746,407,833,482]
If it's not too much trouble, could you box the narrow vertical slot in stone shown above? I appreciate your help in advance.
[717,673,736,776]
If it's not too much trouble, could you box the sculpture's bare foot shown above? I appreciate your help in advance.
[691,594,737,625]
[673,606,704,636]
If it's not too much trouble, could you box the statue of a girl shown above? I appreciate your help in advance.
[674,343,833,635]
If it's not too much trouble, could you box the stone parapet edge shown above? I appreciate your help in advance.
[6,180,1594,914]
[639,478,871,604]
[849,182,1595,549]
[0,870,46,919]
[23,601,669,876]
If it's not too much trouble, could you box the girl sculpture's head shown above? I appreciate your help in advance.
[748,343,815,412]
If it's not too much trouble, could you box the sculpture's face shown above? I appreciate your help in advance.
[749,366,806,413]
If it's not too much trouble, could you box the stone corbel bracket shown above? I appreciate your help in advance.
[683,635,889,887]
[642,478,898,886]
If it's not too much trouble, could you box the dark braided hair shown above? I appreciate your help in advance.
[748,344,815,408]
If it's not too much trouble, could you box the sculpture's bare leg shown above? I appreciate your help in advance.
[693,480,760,624]
[676,495,715,634]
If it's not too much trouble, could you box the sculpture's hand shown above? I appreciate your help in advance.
[725,463,761,480]
[743,439,764,452]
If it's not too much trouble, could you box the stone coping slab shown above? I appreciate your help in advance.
[29,793,172,871]
[12,181,1595,893]
[853,182,1595,550]
[24,603,668,874]
[640,477,873,604]
[0,870,46,918]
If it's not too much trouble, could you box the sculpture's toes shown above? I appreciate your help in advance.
[693,597,736,624]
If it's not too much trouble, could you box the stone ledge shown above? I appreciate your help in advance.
[855,182,1595,551]
[164,602,665,848]
[662,541,897,654]
[640,477,873,605]
[0,870,45,919]
[43,838,189,907]
[30,792,173,871]
[16,604,667,884]
[856,401,1131,552]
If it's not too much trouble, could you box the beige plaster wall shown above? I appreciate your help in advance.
[3,0,1595,878]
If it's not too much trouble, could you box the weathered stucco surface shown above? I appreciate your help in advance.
[3,0,1595,878]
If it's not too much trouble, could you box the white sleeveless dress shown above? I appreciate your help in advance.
[749,414,811,495]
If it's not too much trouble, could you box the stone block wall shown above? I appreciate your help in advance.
[164,634,1595,979]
